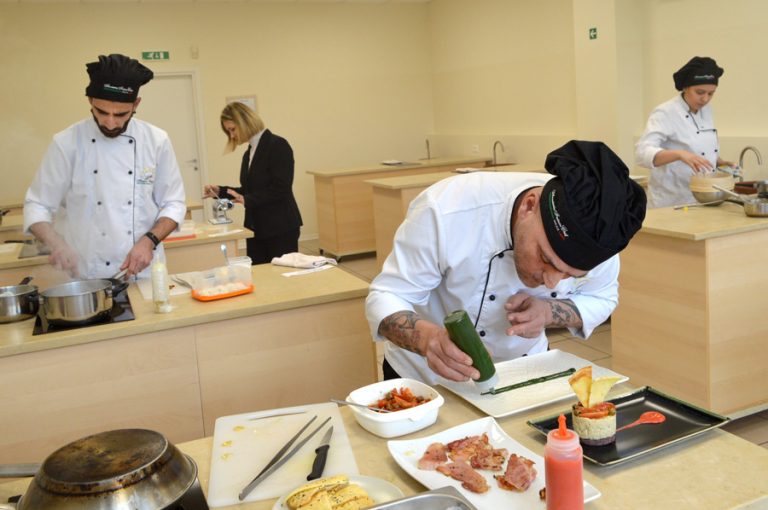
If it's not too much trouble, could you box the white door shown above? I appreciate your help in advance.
[137,72,206,222]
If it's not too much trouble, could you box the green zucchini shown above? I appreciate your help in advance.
[443,310,498,391]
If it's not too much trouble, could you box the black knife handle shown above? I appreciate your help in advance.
[307,444,330,481]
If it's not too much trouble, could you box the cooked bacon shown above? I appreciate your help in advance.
[470,445,508,471]
[417,442,448,470]
[494,454,537,492]
[436,462,489,494]
[446,433,489,463]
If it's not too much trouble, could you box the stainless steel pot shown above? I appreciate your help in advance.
[11,429,203,510]
[713,184,768,217]
[0,277,39,324]
[39,279,114,325]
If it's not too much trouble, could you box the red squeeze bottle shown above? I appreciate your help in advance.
[545,414,584,510]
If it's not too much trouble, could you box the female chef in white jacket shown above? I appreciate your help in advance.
[635,56,735,208]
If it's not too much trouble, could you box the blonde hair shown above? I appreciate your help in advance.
[220,102,265,153]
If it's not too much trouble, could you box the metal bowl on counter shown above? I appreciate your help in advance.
[689,171,735,205]
[12,429,206,510]
[38,279,115,325]
[0,277,39,324]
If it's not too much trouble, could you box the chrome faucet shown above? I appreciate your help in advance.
[492,140,505,166]
[425,138,431,160]
[739,146,763,170]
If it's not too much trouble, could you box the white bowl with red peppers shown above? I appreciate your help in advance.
[345,378,445,438]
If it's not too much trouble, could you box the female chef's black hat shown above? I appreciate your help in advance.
[85,54,154,103]
[539,140,646,271]
[673,56,723,91]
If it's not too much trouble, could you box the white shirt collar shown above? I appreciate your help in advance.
[247,129,265,164]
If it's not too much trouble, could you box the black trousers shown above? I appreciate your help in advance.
[246,228,300,264]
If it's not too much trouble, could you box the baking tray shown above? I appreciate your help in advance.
[527,386,729,466]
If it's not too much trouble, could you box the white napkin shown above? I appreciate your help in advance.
[271,252,338,269]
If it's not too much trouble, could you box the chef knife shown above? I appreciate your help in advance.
[306,426,334,481]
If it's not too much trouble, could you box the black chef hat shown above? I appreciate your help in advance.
[673,56,724,91]
[539,140,646,271]
[85,54,153,103]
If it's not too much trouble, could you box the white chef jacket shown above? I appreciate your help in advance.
[635,94,720,208]
[365,172,620,385]
[24,117,187,279]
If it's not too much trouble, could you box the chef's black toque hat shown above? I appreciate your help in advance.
[673,56,723,91]
[85,54,153,103]
[539,140,646,271]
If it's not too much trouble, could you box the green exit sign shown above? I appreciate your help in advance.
[589,27,598,40]
[142,51,170,61]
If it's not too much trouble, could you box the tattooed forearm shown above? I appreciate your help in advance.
[378,311,423,354]
[547,299,583,329]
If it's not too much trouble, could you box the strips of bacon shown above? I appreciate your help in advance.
[417,442,448,470]
[436,461,490,493]
[494,454,537,492]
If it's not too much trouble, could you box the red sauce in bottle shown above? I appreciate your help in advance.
[545,414,584,510]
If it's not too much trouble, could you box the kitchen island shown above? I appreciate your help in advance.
[0,222,253,288]
[1,388,765,509]
[612,201,768,416]
[307,156,491,258]
[0,264,374,463]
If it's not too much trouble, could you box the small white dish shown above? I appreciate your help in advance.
[346,378,444,438]
[271,475,404,510]
[387,416,601,508]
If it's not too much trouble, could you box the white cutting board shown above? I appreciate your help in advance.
[207,403,359,508]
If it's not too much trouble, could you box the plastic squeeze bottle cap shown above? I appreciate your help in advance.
[547,414,580,450]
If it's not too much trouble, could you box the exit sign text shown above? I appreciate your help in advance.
[142,51,170,61]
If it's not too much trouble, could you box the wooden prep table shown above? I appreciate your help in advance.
[0,222,253,288]
[0,264,375,463]
[612,201,768,416]
[307,157,491,258]
[1,388,765,509]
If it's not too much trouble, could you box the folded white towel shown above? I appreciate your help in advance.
[271,252,338,269]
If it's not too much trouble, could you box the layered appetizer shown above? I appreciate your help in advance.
[568,366,621,446]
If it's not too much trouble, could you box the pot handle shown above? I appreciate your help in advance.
[0,463,40,478]
[712,185,745,203]
[18,276,33,286]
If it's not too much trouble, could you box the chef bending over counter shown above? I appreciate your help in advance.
[23,53,186,280]
[366,141,647,385]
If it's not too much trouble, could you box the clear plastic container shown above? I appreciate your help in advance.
[191,261,253,300]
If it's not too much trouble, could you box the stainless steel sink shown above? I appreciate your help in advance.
[368,486,477,510]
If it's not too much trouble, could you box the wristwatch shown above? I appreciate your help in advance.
[144,232,161,250]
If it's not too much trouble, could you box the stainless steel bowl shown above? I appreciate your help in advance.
[692,190,726,205]
[39,279,113,325]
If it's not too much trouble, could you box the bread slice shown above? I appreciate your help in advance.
[285,475,349,510]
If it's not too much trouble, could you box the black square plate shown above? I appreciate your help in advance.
[527,386,729,466]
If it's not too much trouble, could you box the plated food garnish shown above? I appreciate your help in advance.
[371,387,432,412]
[568,366,622,446]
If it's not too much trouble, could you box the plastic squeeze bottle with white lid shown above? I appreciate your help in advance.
[151,259,172,314]
[545,414,584,510]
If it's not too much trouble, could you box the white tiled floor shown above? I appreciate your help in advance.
[298,240,768,451]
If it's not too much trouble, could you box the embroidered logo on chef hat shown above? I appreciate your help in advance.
[540,141,646,272]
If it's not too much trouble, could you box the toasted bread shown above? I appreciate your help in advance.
[285,475,349,510]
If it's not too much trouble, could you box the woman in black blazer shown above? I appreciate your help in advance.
[203,102,302,264]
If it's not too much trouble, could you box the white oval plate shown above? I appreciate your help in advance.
[272,475,404,509]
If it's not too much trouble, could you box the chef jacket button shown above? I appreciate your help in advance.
[551,292,557,298]
[128,171,133,175]
[128,139,133,144]
[715,149,719,153]
[128,200,132,205]
[489,294,496,301]
[685,115,689,118]
[479,330,486,337]
[105,261,111,266]
[97,201,102,205]
[701,152,705,156]
[102,233,106,237]
[91,138,96,143]
[127,230,132,235]
[93,170,98,174]
[522,353,527,357]
[696,131,700,134]
[497,253,504,259]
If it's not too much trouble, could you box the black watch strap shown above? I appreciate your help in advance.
[144,232,161,250]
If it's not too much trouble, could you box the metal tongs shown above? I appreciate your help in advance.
[238,414,332,501]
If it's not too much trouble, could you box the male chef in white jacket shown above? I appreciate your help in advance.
[366,141,647,385]
[24,54,186,279]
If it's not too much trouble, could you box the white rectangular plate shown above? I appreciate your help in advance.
[207,403,359,508]
[387,417,600,508]
[438,350,628,418]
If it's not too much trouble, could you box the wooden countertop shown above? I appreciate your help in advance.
[0,264,368,359]
[0,214,22,232]
[306,156,492,177]
[2,387,765,509]
[0,223,253,270]
[641,202,768,241]
[364,165,548,190]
